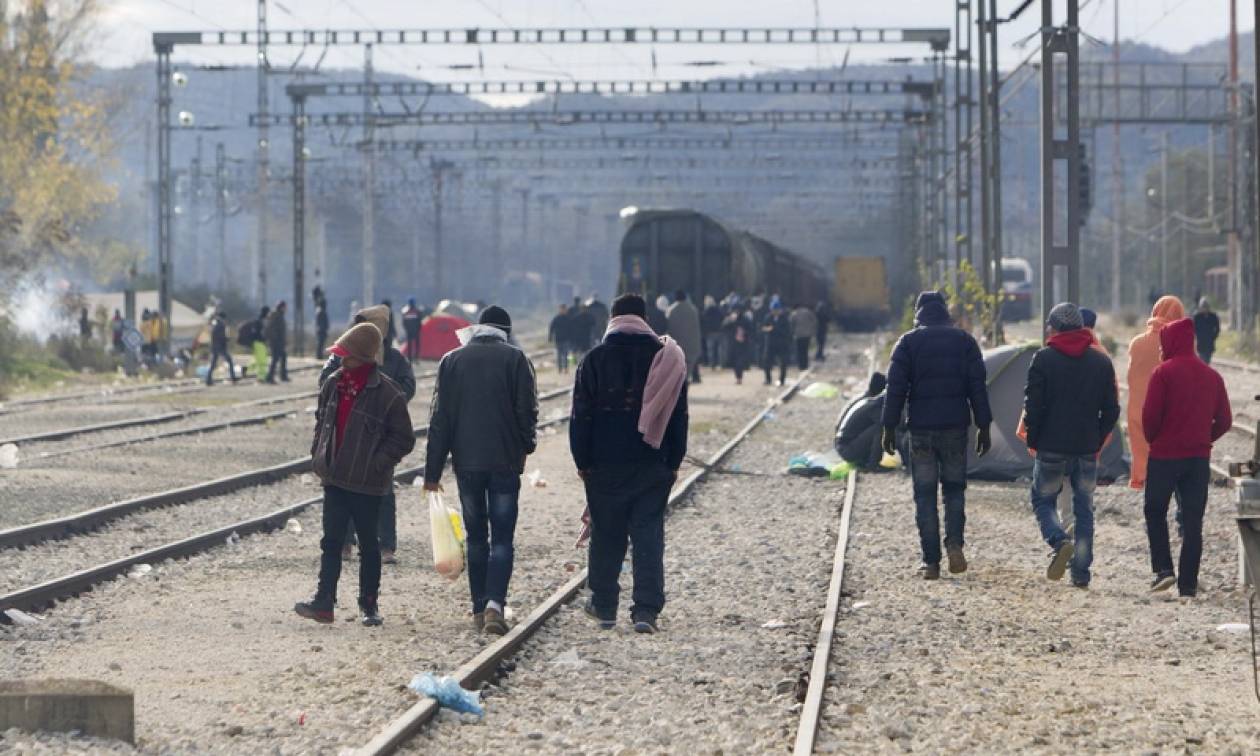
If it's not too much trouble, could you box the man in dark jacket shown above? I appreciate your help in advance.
[835,372,889,471]
[1142,317,1232,597]
[570,298,596,361]
[760,301,793,386]
[313,286,330,358]
[1024,303,1120,588]
[1192,298,1221,364]
[882,291,992,580]
[295,322,416,627]
[205,310,237,386]
[548,303,573,373]
[401,298,423,362]
[424,306,539,636]
[815,300,833,361]
[586,294,610,341]
[264,301,289,383]
[570,293,688,634]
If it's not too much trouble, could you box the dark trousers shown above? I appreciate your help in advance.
[1198,348,1213,365]
[265,345,288,382]
[584,462,671,620]
[317,486,382,604]
[815,327,828,359]
[344,491,397,552]
[555,342,570,373]
[794,337,811,370]
[206,347,236,384]
[909,428,968,566]
[456,471,521,613]
[763,347,789,385]
[316,330,328,359]
[405,331,421,363]
[1144,457,1210,595]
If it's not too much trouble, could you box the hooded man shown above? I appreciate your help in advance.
[423,306,539,636]
[666,290,703,384]
[1128,296,1186,489]
[882,291,992,580]
[321,304,417,564]
[1192,298,1221,365]
[570,293,688,634]
[1141,317,1232,597]
[835,372,890,471]
[206,310,237,386]
[1024,303,1120,588]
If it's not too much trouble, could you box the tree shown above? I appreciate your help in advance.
[0,0,116,300]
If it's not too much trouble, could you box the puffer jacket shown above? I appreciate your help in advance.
[881,292,992,431]
[1143,317,1232,459]
[311,367,416,496]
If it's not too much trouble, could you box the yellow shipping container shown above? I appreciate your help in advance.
[832,257,890,331]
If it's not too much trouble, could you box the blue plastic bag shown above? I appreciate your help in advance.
[407,672,484,717]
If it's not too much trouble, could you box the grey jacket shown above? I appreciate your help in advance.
[423,333,539,482]
[311,367,416,496]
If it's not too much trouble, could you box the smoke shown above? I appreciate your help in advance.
[4,277,75,342]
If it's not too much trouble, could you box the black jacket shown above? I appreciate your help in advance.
[209,316,228,351]
[1023,334,1120,455]
[882,293,992,431]
[264,310,287,350]
[835,394,885,467]
[319,348,416,400]
[761,309,793,355]
[1193,311,1220,353]
[315,305,329,334]
[549,312,574,345]
[570,332,689,472]
[424,334,539,482]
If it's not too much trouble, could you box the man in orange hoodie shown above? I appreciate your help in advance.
[1141,317,1232,597]
[1127,296,1185,489]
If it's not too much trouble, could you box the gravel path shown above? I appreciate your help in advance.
[0,353,804,754]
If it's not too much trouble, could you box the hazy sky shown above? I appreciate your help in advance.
[95,1,1254,85]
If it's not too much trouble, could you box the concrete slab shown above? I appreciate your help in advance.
[0,679,134,743]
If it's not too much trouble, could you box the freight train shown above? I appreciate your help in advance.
[617,208,828,306]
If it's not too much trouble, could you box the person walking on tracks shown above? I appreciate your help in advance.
[814,299,833,361]
[570,293,688,634]
[295,322,416,626]
[1141,316,1232,597]
[263,300,289,383]
[760,300,793,387]
[549,303,573,373]
[1127,296,1185,490]
[666,290,702,384]
[313,286,330,359]
[790,302,818,371]
[1023,303,1120,588]
[723,302,756,385]
[401,297,423,363]
[1193,298,1221,365]
[423,306,539,636]
[882,291,992,580]
[322,304,417,565]
[206,310,238,386]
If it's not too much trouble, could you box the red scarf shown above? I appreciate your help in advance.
[335,363,376,450]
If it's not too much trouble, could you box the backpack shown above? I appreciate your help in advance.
[237,320,259,346]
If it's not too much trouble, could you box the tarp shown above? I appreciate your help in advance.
[966,342,1130,483]
[81,290,205,341]
[434,299,479,319]
[416,314,470,360]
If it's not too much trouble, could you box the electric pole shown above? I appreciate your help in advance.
[215,142,227,293]
[1110,0,1123,312]
[255,0,269,306]
[361,43,376,307]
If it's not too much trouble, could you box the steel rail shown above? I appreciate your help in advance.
[355,370,813,756]
[0,383,570,552]
[0,414,573,620]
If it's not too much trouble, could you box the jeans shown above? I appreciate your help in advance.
[584,462,671,620]
[316,485,382,604]
[704,333,725,368]
[265,345,288,381]
[1144,457,1210,595]
[344,491,397,552]
[909,428,968,566]
[555,342,570,373]
[456,470,521,613]
[1030,451,1098,584]
[206,347,236,384]
[794,337,811,371]
[763,347,789,385]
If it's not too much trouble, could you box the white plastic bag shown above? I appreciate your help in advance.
[429,492,464,580]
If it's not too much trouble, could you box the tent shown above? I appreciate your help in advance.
[434,299,479,320]
[966,342,1129,483]
[415,313,470,360]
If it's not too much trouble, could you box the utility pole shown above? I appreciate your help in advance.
[518,187,531,282]
[155,37,173,343]
[431,158,449,299]
[1039,0,1082,326]
[977,0,991,293]
[292,91,307,355]
[1160,131,1169,294]
[215,142,227,292]
[490,179,503,303]
[987,0,1005,321]
[1229,0,1241,328]
[255,0,269,306]
[1253,0,1260,332]
[190,135,203,286]
[954,0,974,276]
[1110,0,1123,312]
[361,43,376,307]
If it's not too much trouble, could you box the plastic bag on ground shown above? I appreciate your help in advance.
[408,672,484,717]
[429,492,464,580]
[527,469,548,488]
[800,382,840,399]
[788,450,844,477]
[0,443,18,469]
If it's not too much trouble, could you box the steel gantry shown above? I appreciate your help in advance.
[1039,0,1083,326]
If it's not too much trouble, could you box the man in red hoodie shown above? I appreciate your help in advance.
[1024,303,1120,588]
[1141,316,1232,597]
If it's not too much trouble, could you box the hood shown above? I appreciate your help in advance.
[1158,317,1196,360]
[457,323,510,346]
[867,372,887,397]
[1047,328,1093,358]
[914,291,950,327]
[1147,295,1185,331]
[356,304,391,364]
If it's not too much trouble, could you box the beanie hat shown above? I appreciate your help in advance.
[1047,302,1084,332]
[868,371,888,397]
[1079,307,1098,329]
[329,322,382,364]
[479,305,512,334]
[611,293,647,318]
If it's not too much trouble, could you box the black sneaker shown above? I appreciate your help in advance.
[1047,540,1074,581]
[583,599,615,630]
[919,563,941,581]
[359,598,382,627]
[947,547,968,574]
[1071,580,1089,590]
[1151,572,1176,593]
[294,597,334,624]
[632,613,659,634]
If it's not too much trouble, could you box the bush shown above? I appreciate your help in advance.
[49,334,120,373]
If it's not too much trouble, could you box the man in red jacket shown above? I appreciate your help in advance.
[1141,317,1232,597]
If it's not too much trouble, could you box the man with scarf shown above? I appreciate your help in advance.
[424,306,539,636]
[570,293,689,634]
[295,322,416,626]
[1024,303,1120,588]
[882,291,992,580]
